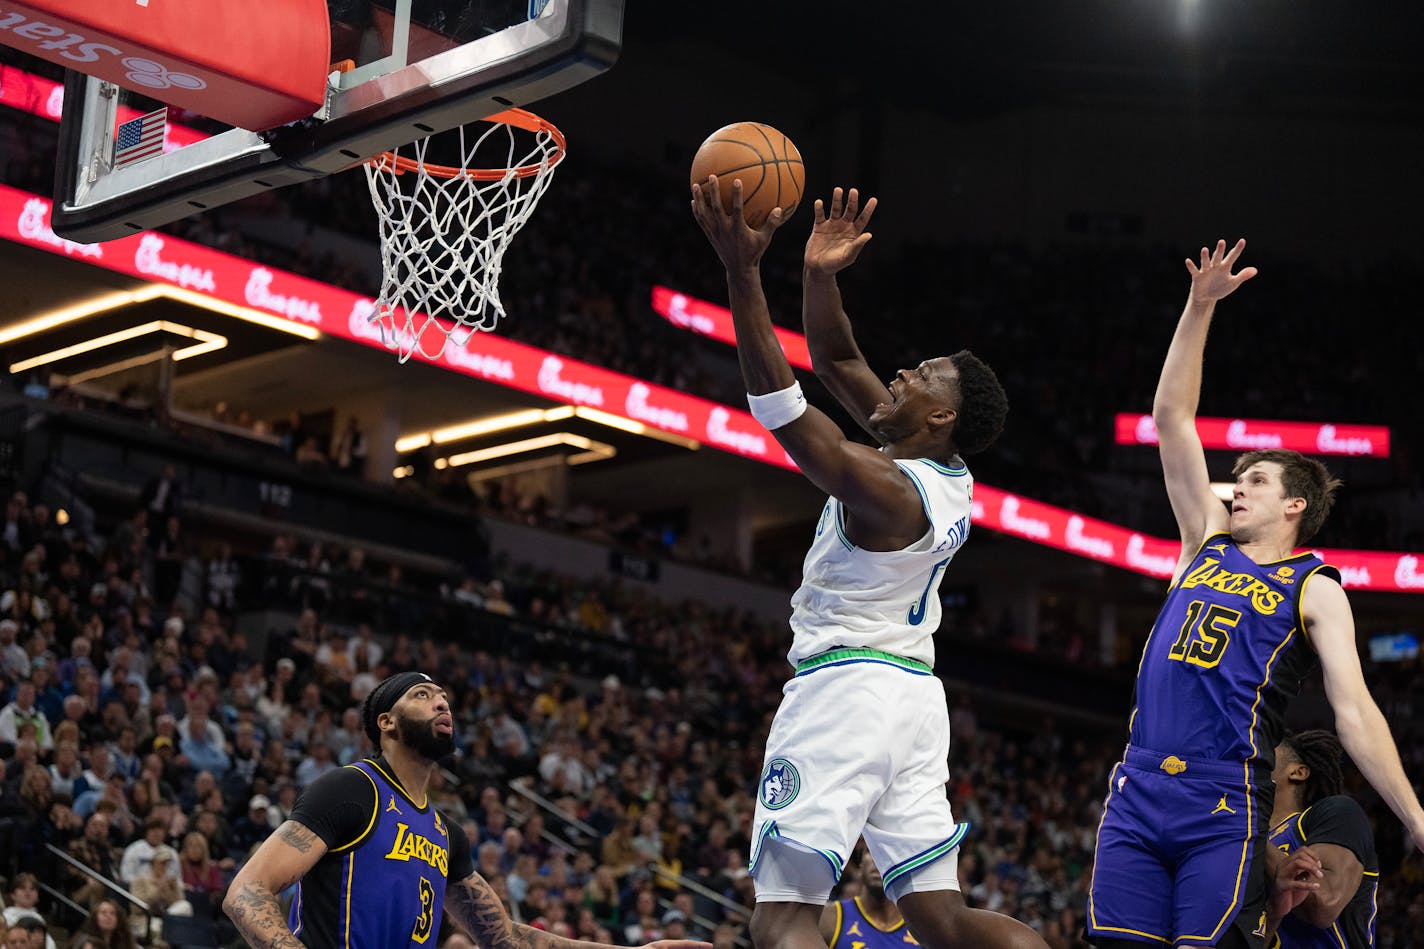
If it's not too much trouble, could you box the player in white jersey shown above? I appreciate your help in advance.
[692,180,1043,949]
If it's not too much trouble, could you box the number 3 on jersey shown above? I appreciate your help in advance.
[412,877,435,943]
[1169,599,1240,668]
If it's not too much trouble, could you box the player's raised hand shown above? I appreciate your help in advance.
[805,187,877,275]
[691,175,786,271]
[1186,238,1257,308]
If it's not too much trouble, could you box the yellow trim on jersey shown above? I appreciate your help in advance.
[330,765,381,853]
[344,852,354,949]
[853,897,905,933]
[1330,921,1348,949]
[1180,625,1300,944]
[829,900,843,948]
[1294,562,1334,646]
[1087,763,1171,944]
[367,757,429,810]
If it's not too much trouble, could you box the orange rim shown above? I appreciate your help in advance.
[368,108,566,180]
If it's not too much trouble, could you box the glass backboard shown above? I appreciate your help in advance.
[50,0,621,243]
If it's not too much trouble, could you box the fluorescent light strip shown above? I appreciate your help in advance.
[9,320,227,373]
[397,404,699,454]
[158,286,321,339]
[0,287,166,345]
[0,284,319,352]
[61,350,170,385]
[444,433,616,468]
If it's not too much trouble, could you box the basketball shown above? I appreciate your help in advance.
[690,122,805,228]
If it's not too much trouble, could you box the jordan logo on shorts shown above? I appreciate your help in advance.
[760,758,801,810]
[1211,794,1236,815]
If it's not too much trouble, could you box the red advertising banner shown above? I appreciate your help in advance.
[0,64,206,150]
[1116,413,1390,459]
[0,185,797,473]
[651,285,813,371]
[3,183,1420,592]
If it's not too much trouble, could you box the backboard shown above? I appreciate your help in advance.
[49,0,622,243]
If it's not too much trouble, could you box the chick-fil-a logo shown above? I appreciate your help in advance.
[134,235,214,291]
[245,268,322,324]
[537,356,604,407]
[626,383,689,432]
[706,407,768,456]
[17,197,102,259]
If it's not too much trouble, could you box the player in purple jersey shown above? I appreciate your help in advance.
[1264,731,1377,948]
[820,850,920,949]
[224,671,710,949]
[1086,240,1424,949]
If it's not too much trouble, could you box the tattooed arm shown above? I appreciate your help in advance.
[223,820,328,949]
[445,872,710,949]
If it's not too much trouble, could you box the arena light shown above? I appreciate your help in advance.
[396,405,697,454]
[157,286,322,340]
[10,320,227,373]
[574,406,700,450]
[443,433,616,468]
[0,287,165,345]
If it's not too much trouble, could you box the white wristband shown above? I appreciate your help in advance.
[748,382,807,430]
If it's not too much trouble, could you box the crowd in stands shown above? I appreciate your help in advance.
[2,47,1424,949]
[1,468,1422,948]
[3,53,1422,556]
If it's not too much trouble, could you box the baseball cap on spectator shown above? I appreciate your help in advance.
[601,675,620,691]
[277,658,296,673]
[249,795,270,811]
[153,736,174,750]
[661,910,687,926]
[164,617,184,635]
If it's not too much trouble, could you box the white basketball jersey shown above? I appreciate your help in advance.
[788,457,973,668]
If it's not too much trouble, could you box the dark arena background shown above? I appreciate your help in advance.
[1,2,1422,947]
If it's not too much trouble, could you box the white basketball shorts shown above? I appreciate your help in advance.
[749,651,967,904]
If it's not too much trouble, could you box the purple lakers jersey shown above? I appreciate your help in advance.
[290,758,451,947]
[1129,532,1339,767]
[1268,797,1378,949]
[828,897,918,949]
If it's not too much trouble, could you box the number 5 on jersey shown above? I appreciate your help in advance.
[1169,599,1240,668]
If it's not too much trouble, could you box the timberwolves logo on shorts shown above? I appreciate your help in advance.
[760,758,801,810]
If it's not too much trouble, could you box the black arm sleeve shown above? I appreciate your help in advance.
[287,766,379,850]
[443,809,474,882]
[1302,796,1377,870]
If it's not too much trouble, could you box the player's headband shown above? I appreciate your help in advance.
[362,671,435,744]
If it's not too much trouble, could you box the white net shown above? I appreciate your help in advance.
[363,110,564,362]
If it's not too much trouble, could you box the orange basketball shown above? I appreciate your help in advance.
[690,122,805,228]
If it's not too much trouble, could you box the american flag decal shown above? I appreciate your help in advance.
[113,107,167,167]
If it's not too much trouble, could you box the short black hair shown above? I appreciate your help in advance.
[1281,729,1345,807]
[947,350,1008,455]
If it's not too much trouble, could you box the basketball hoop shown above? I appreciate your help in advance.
[363,108,566,362]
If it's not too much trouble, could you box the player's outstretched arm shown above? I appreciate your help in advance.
[1153,239,1255,573]
[223,820,327,949]
[445,871,711,949]
[692,178,928,544]
[803,187,892,442]
[1307,577,1424,854]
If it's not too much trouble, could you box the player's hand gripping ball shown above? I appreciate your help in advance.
[690,122,805,227]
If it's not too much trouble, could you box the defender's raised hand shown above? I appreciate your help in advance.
[1186,238,1258,307]
[691,175,786,271]
[805,187,877,275]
